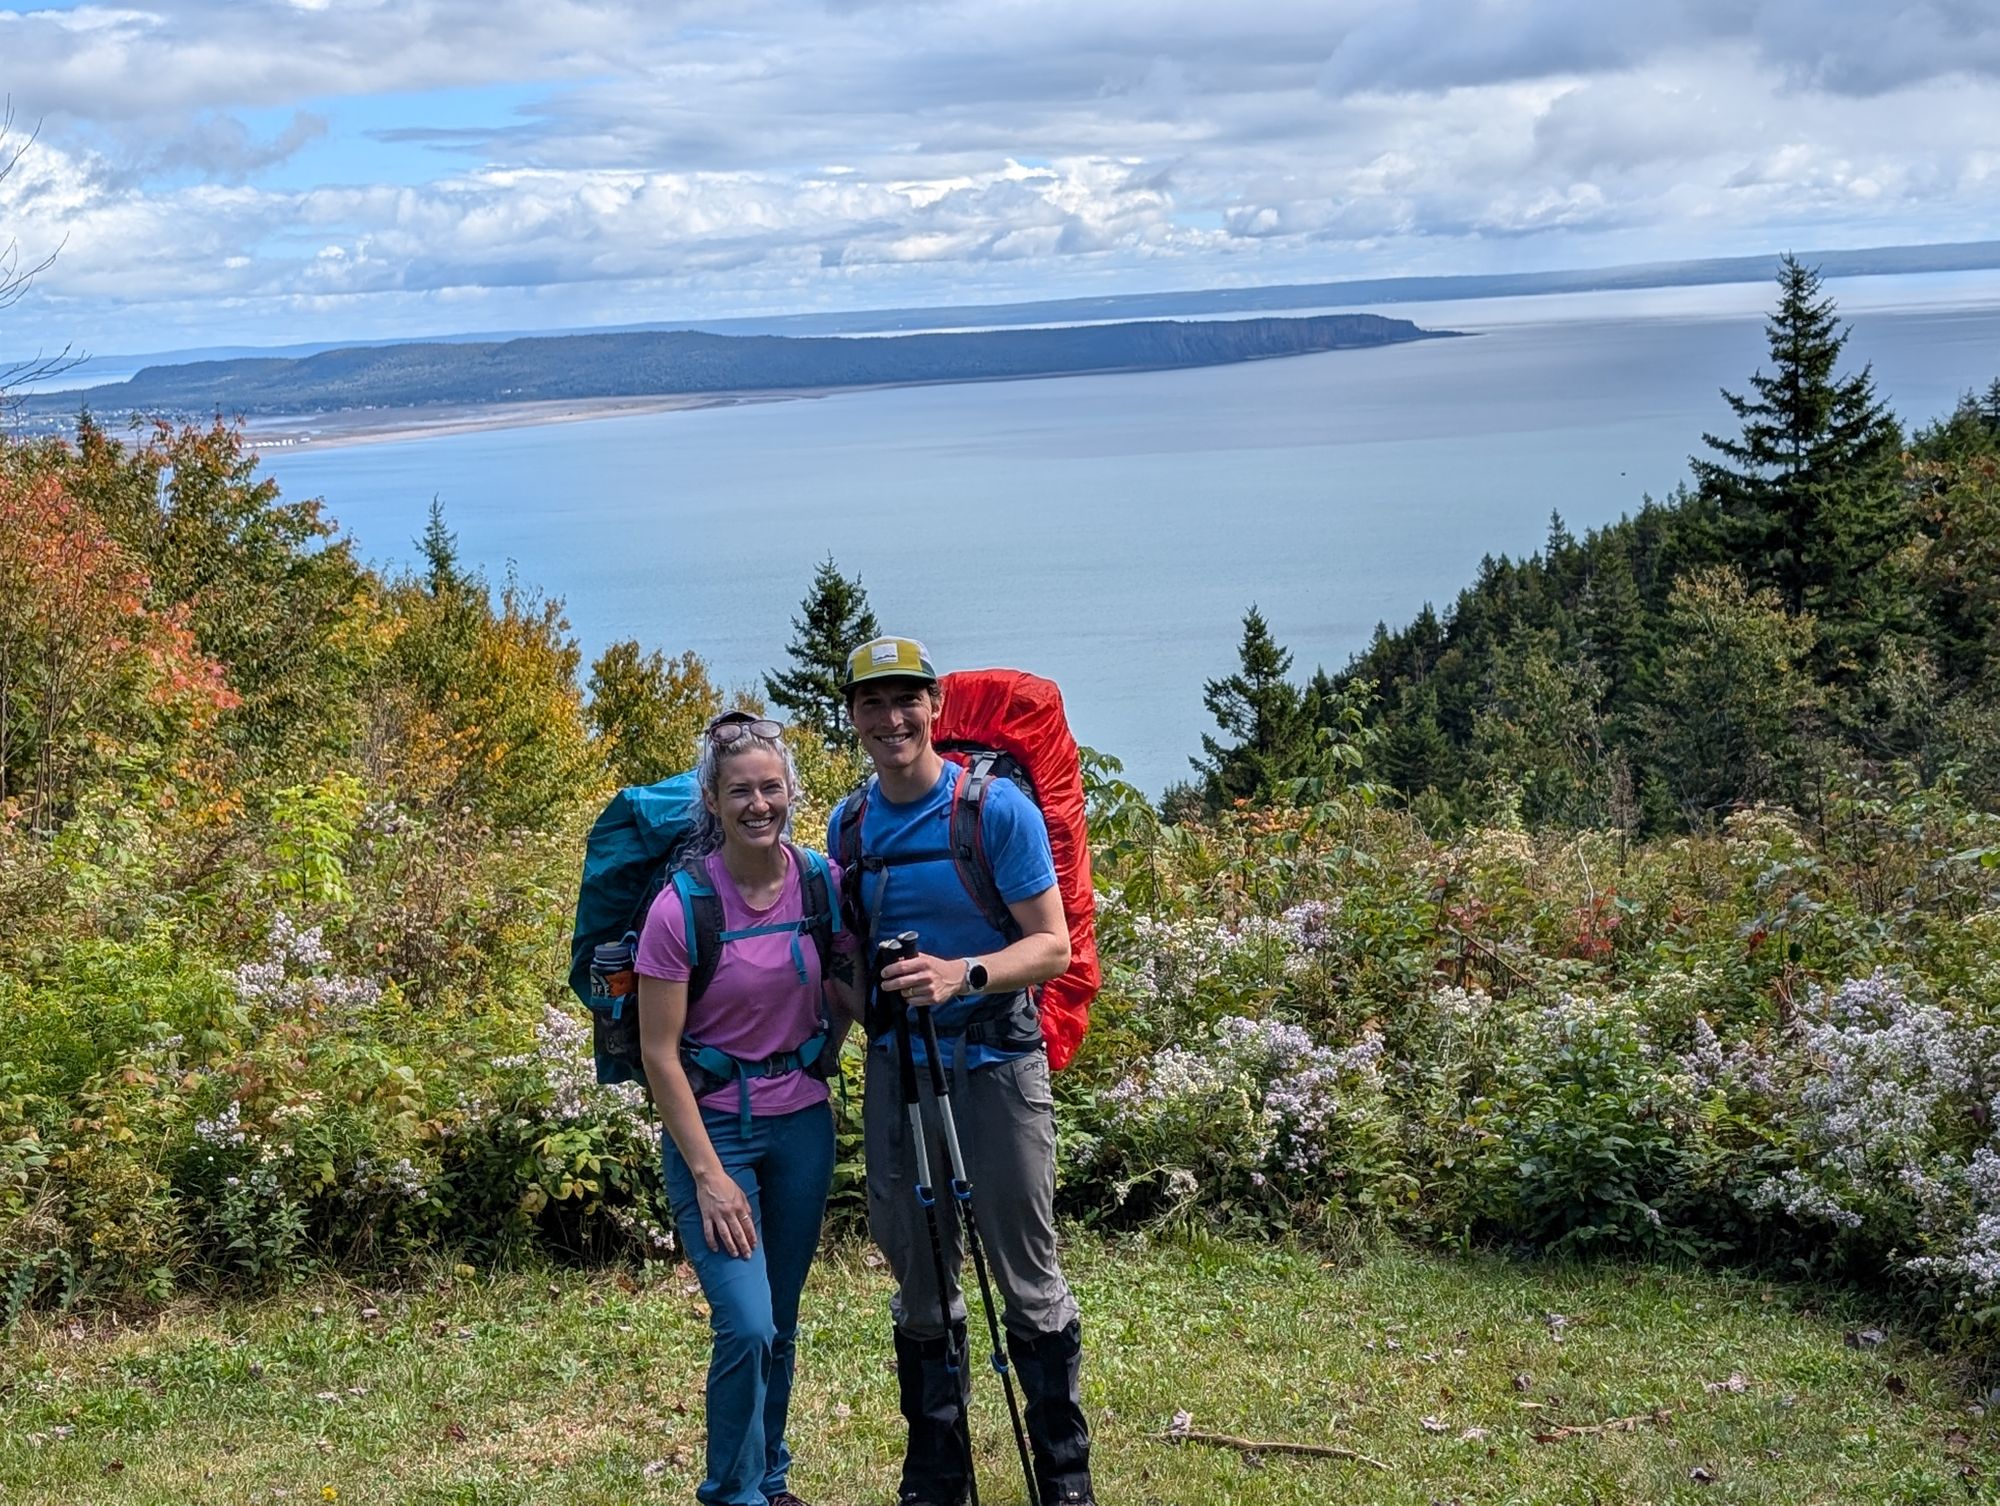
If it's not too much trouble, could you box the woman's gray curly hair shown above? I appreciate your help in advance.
[686,718,803,857]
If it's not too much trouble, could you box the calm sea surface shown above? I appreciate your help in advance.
[258,272,2000,798]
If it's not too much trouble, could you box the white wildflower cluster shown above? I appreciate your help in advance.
[220,1166,282,1200]
[1105,1015,1383,1179]
[1430,985,1496,1026]
[1678,1016,1778,1098]
[496,1005,650,1127]
[343,1154,431,1205]
[1797,971,1978,1177]
[1746,1168,1865,1231]
[194,1100,247,1147]
[1500,991,1659,1076]
[1722,805,1804,861]
[604,1204,676,1255]
[230,912,382,1014]
[1908,1149,2000,1297]
[1748,970,2000,1276]
[1462,826,1535,870]
[1125,904,1343,1024]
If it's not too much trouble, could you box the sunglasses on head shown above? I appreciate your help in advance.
[707,716,784,747]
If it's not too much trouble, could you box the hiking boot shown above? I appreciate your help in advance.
[893,1324,973,1506]
[1007,1319,1096,1506]
[767,1494,814,1506]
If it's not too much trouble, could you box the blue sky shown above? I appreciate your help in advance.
[3,0,1999,360]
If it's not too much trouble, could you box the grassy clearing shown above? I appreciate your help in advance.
[0,1233,1990,1505]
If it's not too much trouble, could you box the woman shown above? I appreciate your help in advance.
[636,709,853,1506]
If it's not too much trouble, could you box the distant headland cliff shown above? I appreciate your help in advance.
[22,314,1450,426]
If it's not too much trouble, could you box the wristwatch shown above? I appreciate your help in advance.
[962,958,990,995]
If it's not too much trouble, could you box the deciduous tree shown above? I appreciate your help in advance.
[589,642,722,788]
[0,469,234,829]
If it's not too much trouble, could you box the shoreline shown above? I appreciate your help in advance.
[241,390,816,450]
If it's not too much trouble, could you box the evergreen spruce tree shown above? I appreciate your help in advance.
[765,555,880,750]
[419,497,472,597]
[1193,606,1322,808]
[1380,682,1453,798]
[1690,255,1907,671]
[1576,540,1650,716]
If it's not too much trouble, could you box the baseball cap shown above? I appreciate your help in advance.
[842,635,939,691]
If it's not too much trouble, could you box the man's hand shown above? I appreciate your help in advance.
[878,951,966,1008]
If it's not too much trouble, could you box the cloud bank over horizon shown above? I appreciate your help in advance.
[2,0,1998,356]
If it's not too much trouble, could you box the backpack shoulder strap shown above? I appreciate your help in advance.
[791,843,840,982]
[948,752,1022,941]
[834,780,872,935]
[671,859,726,1005]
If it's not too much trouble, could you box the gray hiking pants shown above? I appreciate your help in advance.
[863,1045,1080,1341]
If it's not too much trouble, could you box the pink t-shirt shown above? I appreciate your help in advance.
[634,848,848,1117]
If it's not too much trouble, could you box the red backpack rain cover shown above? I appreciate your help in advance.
[933,669,1099,1070]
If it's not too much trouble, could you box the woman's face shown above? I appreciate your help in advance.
[707,744,790,854]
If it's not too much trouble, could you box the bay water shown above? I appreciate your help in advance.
[258,272,2000,798]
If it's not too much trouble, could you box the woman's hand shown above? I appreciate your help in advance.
[695,1168,757,1258]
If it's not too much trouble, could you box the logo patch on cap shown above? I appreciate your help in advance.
[871,641,901,666]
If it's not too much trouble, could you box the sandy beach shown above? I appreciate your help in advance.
[240,389,817,450]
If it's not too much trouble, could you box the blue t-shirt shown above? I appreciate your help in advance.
[830,761,1057,1071]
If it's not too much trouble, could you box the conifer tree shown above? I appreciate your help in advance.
[765,555,879,750]
[1194,606,1323,807]
[419,497,469,596]
[1690,255,1907,668]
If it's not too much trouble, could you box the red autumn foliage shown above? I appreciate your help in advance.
[0,467,236,828]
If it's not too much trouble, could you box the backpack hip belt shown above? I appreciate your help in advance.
[682,1028,833,1131]
[863,987,1043,1060]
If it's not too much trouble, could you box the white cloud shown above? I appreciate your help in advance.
[2,0,1998,354]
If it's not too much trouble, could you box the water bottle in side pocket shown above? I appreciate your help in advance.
[588,933,644,1084]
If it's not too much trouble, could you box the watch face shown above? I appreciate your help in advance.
[967,962,989,992]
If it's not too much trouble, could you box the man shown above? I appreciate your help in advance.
[831,635,1096,1506]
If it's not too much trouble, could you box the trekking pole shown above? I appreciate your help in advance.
[915,991,1040,1506]
[881,933,981,1506]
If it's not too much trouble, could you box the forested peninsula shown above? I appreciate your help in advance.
[25,312,1442,421]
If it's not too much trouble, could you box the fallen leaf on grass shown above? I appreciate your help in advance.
[1420,1416,1448,1433]
[1690,1466,1718,1485]
[1845,1326,1887,1349]
[1702,1374,1749,1395]
[1168,1409,1194,1436]
[1511,1373,1532,1392]
[1458,1427,1489,1442]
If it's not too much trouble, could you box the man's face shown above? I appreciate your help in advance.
[848,680,939,773]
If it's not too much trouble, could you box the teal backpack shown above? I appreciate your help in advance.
[568,772,840,1104]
